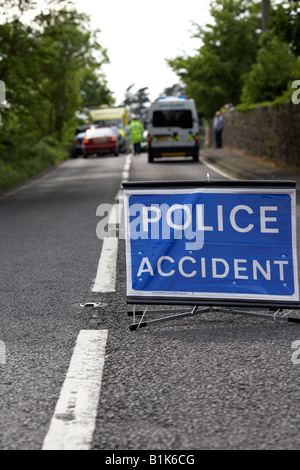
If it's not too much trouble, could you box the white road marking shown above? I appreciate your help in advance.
[42,329,108,450]
[92,237,119,292]
[203,159,235,180]
[115,189,123,202]
[107,203,120,225]
[122,153,132,182]
[92,153,131,293]
[122,170,130,180]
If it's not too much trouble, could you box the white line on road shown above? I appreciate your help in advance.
[122,170,130,181]
[107,203,121,225]
[122,153,132,182]
[203,159,235,180]
[92,237,119,292]
[42,329,108,451]
[92,153,131,293]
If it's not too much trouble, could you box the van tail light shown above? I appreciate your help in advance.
[84,138,90,143]
[195,133,199,145]
[148,134,152,147]
[110,137,116,142]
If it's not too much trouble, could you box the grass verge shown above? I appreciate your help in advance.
[0,137,70,190]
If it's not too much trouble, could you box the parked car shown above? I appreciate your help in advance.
[71,131,86,158]
[88,105,130,153]
[82,127,119,158]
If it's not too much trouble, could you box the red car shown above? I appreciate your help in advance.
[83,127,119,158]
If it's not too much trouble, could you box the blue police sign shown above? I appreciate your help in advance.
[123,181,299,308]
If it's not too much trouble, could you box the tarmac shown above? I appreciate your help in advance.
[200,147,300,187]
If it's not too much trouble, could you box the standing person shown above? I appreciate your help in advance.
[129,117,144,155]
[213,111,224,149]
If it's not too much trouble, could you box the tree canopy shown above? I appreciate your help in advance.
[122,84,150,121]
[0,0,114,189]
[167,0,300,118]
[0,0,114,145]
[269,0,300,56]
[241,32,298,104]
[167,0,261,118]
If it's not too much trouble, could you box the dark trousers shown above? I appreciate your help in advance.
[215,129,223,148]
[133,142,141,155]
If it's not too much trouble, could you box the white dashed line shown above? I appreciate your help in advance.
[122,153,132,181]
[92,153,131,293]
[42,329,108,450]
[92,237,119,293]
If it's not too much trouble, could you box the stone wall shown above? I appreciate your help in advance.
[206,102,300,168]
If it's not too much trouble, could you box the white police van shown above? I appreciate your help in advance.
[146,96,200,163]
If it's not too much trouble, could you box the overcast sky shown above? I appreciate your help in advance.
[74,0,213,105]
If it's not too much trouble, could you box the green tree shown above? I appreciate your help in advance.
[167,0,261,118]
[269,0,300,56]
[32,8,111,142]
[0,3,113,143]
[0,17,40,148]
[0,0,37,21]
[0,0,114,188]
[80,68,114,115]
[122,85,150,120]
[241,33,298,104]
[160,83,186,97]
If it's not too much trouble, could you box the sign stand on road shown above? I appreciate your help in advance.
[127,305,300,331]
[128,305,210,331]
[123,179,300,330]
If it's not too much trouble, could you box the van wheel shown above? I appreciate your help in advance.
[148,152,154,163]
[193,152,199,162]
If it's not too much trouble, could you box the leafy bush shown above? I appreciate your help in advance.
[0,160,27,188]
[241,34,297,105]
[29,137,67,166]
[0,137,68,190]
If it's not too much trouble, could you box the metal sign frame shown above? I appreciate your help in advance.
[122,180,300,329]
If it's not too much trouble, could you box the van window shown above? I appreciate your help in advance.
[152,110,193,128]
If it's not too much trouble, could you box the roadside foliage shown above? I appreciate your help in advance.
[0,0,113,189]
[167,0,300,119]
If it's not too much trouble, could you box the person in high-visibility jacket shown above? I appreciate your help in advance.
[129,118,144,155]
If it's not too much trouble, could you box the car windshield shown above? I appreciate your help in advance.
[152,110,193,128]
[93,119,122,128]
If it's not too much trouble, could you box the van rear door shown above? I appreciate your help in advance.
[151,107,197,153]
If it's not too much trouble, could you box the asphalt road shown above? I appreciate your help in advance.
[1,152,300,451]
